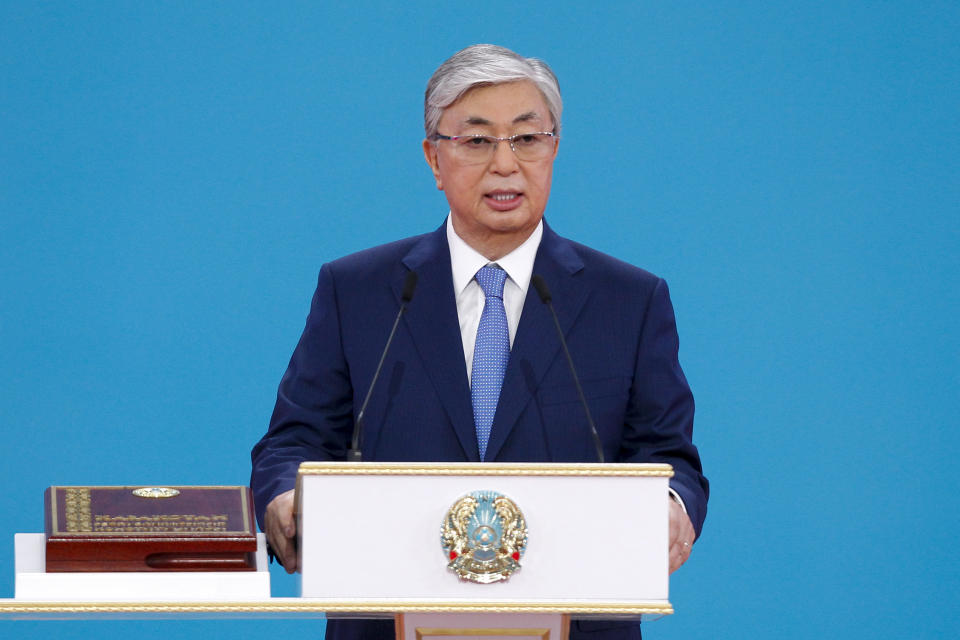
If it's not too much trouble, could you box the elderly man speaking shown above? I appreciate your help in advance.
[251,44,708,640]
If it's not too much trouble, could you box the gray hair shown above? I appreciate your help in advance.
[424,44,563,139]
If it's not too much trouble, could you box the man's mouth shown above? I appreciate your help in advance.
[484,191,523,210]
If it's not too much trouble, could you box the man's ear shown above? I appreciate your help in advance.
[422,139,443,190]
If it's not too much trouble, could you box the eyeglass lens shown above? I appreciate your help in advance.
[447,134,554,164]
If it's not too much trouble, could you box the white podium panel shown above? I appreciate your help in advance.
[296,463,672,614]
[14,533,270,602]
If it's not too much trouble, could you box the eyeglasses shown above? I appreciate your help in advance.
[432,132,557,165]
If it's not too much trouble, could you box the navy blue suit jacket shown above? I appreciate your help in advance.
[251,221,708,640]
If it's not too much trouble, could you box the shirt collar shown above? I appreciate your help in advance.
[446,215,543,296]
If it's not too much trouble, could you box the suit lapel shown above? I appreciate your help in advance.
[484,224,588,461]
[397,226,479,461]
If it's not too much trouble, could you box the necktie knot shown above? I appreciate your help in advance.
[476,264,507,300]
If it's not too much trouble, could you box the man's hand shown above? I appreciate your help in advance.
[668,497,695,574]
[265,489,297,573]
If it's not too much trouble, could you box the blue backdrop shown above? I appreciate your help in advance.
[2,2,957,638]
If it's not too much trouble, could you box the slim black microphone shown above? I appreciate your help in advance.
[531,275,605,463]
[347,270,418,462]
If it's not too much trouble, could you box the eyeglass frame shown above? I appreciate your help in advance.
[431,131,559,163]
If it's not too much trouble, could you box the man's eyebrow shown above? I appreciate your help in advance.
[464,116,493,126]
[513,111,542,124]
[461,112,542,127]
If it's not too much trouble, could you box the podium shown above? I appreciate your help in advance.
[0,462,674,639]
[296,462,674,639]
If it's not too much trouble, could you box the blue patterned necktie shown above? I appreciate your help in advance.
[472,264,509,461]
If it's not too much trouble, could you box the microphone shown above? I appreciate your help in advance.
[347,270,418,462]
[531,275,605,463]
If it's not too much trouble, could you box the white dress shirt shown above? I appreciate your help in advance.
[446,216,543,386]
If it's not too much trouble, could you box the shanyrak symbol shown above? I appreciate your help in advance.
[440,490,528,584]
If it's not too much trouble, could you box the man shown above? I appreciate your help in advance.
[251,44,707,639]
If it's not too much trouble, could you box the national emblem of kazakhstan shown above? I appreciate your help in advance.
[440,490,528,584]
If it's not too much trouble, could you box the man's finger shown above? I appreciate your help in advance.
[276,535,298,574]
[669,538,692,573]
[667,499,695,574]
[267,519,297,573]
[264,489,298,573]
[668,523,680,545]
[669,544,682,573]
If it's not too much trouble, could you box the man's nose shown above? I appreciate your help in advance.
[489,139,519,174]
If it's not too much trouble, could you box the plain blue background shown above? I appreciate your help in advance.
[2,2,957,638]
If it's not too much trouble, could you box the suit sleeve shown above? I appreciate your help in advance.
[250,264,354,528]
[621,277,709,537]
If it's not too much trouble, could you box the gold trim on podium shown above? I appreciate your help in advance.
[0,599,673,616]
[298,462,673,476]
[297,462,674,499]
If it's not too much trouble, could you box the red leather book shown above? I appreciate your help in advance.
[44,486,257,572]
